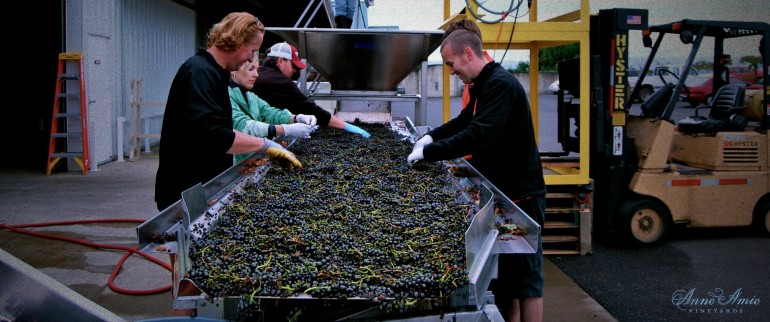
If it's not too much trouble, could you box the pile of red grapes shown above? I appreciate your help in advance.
[187,123,473,318]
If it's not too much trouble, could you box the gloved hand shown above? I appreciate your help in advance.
[295,114,317,126]
[407,147,424,166]
[413,135,433,149]
[281,123,317,139]
[343,123,371,138]
[260,139,302,170]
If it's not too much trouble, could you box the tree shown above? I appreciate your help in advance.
[538,43,580,71]
[511,61,529,73]
[692,56,760,74]
[693,60,712,73]
[739,55,762,71]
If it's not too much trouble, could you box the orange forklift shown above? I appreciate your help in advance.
[586,15,770,246]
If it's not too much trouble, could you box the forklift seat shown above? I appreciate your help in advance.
[677,84,748,134]
[640,83,674,119]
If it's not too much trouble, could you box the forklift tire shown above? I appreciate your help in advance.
[754,200,770,237]
[619,198,671,247]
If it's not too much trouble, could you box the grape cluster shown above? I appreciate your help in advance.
[187,123,472,319]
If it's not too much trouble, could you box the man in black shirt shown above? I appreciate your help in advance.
[252,42,371,138]
[408,30,546,322]
[155,13,301,211]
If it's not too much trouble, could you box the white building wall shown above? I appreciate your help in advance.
[120,0,196,157]
[65,0,119,167]
[65,0,195,165]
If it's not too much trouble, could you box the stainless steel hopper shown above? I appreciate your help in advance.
[266,28,445,125]
[268,27,443,91]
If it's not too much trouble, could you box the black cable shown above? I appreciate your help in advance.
[464,0,521,24]
[499,4,521,63]
[463,0,524,63]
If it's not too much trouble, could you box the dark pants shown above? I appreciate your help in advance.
[334,15,353,28]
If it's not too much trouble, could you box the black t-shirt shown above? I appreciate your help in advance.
[425,62,546,205]
[155,49,236,210]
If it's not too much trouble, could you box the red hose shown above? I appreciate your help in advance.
[0,219,172,295]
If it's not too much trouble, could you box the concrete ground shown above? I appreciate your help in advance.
[0,155,170,321]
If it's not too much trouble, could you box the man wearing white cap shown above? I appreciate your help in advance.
[253,42,371,138]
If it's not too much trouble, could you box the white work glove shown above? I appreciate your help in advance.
[280,123,317,139]
[407,147,424,166]
[295,114,317,126]
[413,135,433,149]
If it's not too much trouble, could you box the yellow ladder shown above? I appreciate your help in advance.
[46,52,90,175]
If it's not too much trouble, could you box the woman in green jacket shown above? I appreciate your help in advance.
[230,59,317,163]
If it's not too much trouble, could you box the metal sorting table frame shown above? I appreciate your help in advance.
[136,117,539,320]
[308,89,427,126]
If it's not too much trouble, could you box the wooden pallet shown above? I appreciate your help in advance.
[543,190,592,255]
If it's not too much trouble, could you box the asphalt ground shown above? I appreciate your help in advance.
[549,227,770,322]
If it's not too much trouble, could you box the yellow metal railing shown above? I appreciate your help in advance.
[439,0,591,186]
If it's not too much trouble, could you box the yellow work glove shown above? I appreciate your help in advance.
[264,146,302,170]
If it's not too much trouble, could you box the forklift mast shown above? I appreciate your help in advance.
[588,9,649,238]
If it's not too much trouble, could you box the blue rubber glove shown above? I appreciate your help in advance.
[344,123,371,138]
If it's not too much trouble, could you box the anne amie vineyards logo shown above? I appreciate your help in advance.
[672,288,761,315]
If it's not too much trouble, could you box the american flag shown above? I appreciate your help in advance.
[627,15,642,25]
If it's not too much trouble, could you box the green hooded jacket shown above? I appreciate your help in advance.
[229,83,292,163]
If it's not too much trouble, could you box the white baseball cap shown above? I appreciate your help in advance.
[266,42,307,69]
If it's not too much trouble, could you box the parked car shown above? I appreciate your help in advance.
[549,79,579,97]
[729,65,762,84]
[549,79,560,94]
[680,75,760,106]
[628,65,700,102]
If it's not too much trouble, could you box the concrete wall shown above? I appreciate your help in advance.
[399,64,560,97]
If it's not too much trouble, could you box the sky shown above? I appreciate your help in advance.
[365,0,770,67]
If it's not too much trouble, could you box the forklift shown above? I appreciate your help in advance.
[446,3,768,251]
[582,12,770,246]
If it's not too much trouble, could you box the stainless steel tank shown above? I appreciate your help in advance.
[267,27,444,91]
[266,28,445,125]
